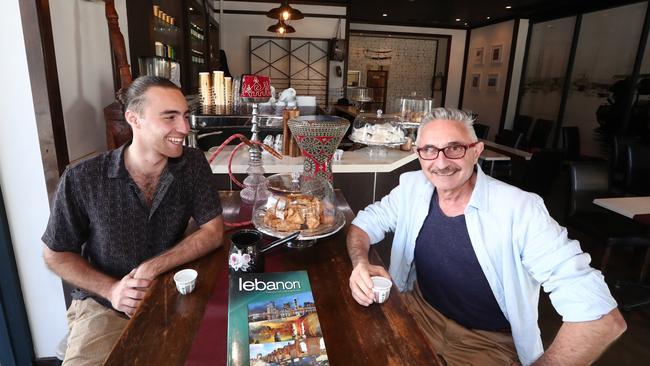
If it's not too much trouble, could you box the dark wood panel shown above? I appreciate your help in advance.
[333,172,374,215]
[375,159,420,200]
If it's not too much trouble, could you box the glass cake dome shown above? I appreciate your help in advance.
[349,110,406,146]
[252,172,346,247]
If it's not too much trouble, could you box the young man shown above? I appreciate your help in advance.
[347,108,626,365]
[42,76,224,365]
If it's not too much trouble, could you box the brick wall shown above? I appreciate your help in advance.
[348,35,437,113]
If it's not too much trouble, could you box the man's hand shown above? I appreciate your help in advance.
[349,262,391,306]
[133,261,158,280]
[108,269,152,317]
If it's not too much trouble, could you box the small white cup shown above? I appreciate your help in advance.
[173,269,198,295]
[371,276,392,304]
[334,149,344,161]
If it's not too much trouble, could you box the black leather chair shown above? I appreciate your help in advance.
[610,135,637,194]
[528,119,554,150]
[624,143,650,195]
[473,123,490,139]
[520,149,564,198]
[561,126,581,161]
[494,129,524,149]
[567,162,650,285]
[513,115,534,143]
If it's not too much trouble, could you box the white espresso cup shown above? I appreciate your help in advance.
[371,276,392,304]
[173,269,198,295]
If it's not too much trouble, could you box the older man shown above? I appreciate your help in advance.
[42,76,224,365]
[347,108,625,365]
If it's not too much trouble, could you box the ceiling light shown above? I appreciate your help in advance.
[267,19,296,34]
[267,1,304,21]
[505,5,512,9]
[464,22,468,26]
[382,13,388,17]
[486,16,491,20]
[189,7,193,11]
[455,18,460,21]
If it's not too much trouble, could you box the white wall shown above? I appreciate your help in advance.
[349,23,467,108]
[504,19,529,130]
[0,0,67,358]
[462,20,515,139]
[50,0,130,162]
[219,1,346,104]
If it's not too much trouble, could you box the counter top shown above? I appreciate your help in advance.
[205,145,417,174]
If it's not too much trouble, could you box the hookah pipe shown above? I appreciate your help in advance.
[206,133,284,228]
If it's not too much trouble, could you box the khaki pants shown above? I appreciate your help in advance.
[403,284,520,366]
[63,298,128,366]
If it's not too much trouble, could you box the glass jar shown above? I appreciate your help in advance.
[397,96,434,126]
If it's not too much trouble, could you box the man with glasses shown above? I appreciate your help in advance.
[346,108,625,365]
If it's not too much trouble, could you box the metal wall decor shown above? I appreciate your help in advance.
[250,37,330,107]
[364,48,393,60]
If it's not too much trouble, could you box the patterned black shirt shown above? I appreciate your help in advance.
[42,143,222,308]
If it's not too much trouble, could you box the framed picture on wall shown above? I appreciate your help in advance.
[473,47,484,65]
[486,73,499,91]
[490,45,503,64]
[347,70,361,86]
[470,73,481,91]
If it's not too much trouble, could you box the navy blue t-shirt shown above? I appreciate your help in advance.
[414,191,510,331]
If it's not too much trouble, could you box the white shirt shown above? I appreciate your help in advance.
[352,166,617,365]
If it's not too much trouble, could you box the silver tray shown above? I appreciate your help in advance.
[397,121,422,128]
[252,210,346,240]
[349,133,406,147]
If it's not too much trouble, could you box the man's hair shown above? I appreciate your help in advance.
[416,108,478,144]
[118,76,181,115]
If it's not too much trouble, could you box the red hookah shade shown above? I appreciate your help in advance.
[240,74,272,98]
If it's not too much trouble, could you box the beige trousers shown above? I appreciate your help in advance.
[63,298,128,366]
[403,284,520,366]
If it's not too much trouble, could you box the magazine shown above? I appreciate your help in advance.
[227,270,329,366]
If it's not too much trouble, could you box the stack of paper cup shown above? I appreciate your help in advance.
[213,71,225,106]
[224,76,233,114]
[199,72,212,106]
[224,77,232,106]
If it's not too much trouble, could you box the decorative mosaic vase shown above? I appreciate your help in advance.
[240,74,271,102]
[288,115,350,183]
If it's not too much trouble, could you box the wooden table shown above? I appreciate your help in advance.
[105,191,439,365]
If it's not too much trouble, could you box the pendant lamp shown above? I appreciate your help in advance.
[267,19,296,34]
[266,1,304,21]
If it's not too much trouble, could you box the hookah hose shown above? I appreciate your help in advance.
[206,133,283,228]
